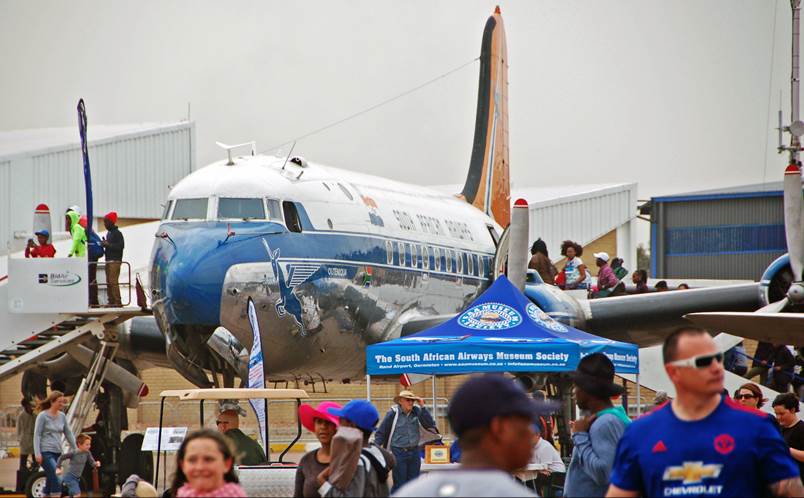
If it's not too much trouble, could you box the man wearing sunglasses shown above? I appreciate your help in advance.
[216,409,267,466]
[607,327,804,497]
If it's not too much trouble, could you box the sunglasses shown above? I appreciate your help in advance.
[735,393,757,400]
[668,352,723,369]
[216,420,229,426]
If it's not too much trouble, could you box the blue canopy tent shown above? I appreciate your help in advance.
[366,276,641,411]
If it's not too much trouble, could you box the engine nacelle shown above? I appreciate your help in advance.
[760,254,796,307]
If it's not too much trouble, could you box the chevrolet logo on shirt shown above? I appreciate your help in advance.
[663,461,722,484]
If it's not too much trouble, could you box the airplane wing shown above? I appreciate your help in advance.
[684,312,804,346]
[400,314,453,336]
[584,283,763,347]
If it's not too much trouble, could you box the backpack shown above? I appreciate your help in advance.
[361,447,390,483]
[87,231,104,260]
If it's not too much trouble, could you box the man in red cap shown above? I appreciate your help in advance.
[102,212,124,307]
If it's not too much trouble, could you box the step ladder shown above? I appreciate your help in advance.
[0,313,131,384]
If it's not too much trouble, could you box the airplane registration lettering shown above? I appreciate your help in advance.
[327,267,347,277]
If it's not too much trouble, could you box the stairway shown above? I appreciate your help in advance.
[0,314,127,383]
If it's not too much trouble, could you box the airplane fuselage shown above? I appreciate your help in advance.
[149,154,510,382]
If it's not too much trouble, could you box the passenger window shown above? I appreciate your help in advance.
[457,252,463,274]
[422,246,430,270]
[282,201,302,233]
[386,240,393,265]
[172,198,208,220]
[161,200,173,220]
[446,250,453,273]
[412,244,419,268]
[218,198,265,220]
[266,199,282,221]
[434,247,441,271]
[468,253,474,276]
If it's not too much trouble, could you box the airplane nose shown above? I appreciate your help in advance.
[151,225,228,326]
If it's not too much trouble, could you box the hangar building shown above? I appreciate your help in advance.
[648,180,803,280]
[0,122,195,255]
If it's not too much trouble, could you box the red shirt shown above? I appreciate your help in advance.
[25,244,56,258]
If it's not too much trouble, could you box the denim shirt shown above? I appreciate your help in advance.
[391,409,421,448]
[564,407,629,498]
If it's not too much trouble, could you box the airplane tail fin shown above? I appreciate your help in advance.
[460,6,510,227]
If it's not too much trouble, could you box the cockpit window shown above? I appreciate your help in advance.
[218,198,265,220]
[161,200,173,220]
[266,199,282,221]
[171,198,208,220]
[283,201,302,233]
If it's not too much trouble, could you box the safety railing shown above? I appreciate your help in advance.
[88,261,131,308]
[132,396,454,444]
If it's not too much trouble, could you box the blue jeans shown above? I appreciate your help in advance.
[62,474,81,496]
[391,446,421,492]
[40,451,61,495]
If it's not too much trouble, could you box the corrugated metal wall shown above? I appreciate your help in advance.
[653,195,786,279]
[530,186,635,260]
[0,160,9,254]
[2,123,193,253]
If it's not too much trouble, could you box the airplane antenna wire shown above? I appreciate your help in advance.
[281,141,297,171]
[261,56,480,154]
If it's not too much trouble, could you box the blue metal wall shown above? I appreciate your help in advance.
[651,192,787,280]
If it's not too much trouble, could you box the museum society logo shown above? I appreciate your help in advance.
[458,302,522,330]
[37,272,82,287]
[526,303,568,333]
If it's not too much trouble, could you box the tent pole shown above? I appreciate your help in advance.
[636,374,641,416]
[366,374,371,401]
[431,375,436,417]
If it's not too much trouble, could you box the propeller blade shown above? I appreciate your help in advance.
[507,198,530,291]
[684,311,804,345]
[784,163,804,280]
[756,297,790,314]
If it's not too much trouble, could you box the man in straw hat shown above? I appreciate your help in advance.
[375,390,438,492]
[564,353,631,498]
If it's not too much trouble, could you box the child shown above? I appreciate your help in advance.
[170,429,246,497]
[57,434,100,497]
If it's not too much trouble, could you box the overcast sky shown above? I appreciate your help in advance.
[0,1,793,229]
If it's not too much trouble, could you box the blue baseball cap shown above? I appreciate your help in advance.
[35,229,49,237]
[327,400,379,432]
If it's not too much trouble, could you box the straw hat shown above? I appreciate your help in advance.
[394,390,421,404]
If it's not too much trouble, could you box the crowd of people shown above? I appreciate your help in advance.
[23,206,125,307]
[19,325,804,497]
[527,238,685,298]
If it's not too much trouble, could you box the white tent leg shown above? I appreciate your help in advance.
[636,374,641,416]
[431,375,437,414]
[366,374,371,401]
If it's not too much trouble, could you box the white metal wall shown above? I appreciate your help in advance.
[2,123,194,253]
[0,160,9,256]
[526,184,637,262]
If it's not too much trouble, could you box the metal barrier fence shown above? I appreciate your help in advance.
[133,396,453,445]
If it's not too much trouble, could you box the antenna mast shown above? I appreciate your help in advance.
[782,0,804,158]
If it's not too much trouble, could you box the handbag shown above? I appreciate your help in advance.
[418,423,442,445]
[555,269,566,287]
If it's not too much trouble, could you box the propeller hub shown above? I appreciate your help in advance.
[789,282,804,304]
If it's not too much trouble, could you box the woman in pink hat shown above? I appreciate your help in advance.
[294,401,341,497]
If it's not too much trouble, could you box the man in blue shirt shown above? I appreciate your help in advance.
[375,390,437,492]
[607,327,803,497]
[564,353,631,497]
